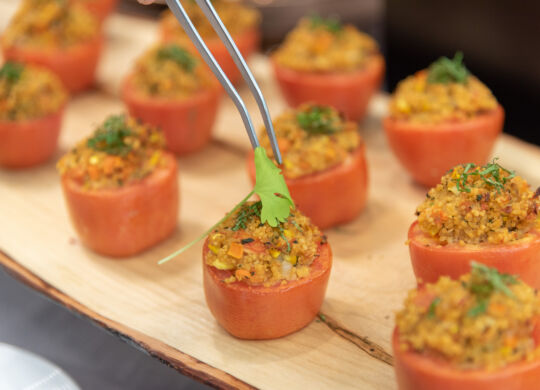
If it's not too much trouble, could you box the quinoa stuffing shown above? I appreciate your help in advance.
[396,263,540,370]
[130,43,216,99]
[2,0,99,48]
[206,201,325,286]
[259,104,360,178]
[389,53,498,124]
[416,161,540,245]
[161,0,259,39]
[57,115,168,190]
[272,15,379,72]
[0,62,67,121]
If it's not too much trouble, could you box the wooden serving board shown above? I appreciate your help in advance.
[2,4,540,389]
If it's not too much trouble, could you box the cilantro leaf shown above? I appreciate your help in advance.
[87,115,133,155]
[427,51,469,84]
[0,62,24,84]
[157,44,197,72]
[253,146,294,227]
[309,14,342,34]
[297,105,340,135]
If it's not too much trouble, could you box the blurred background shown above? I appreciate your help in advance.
[121,0,540,146]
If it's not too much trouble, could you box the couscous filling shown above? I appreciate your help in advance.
[206,201,325,286]
[161,0,259,39]
[130,43,215,99]
[272,15,379,72]
[416,162,540,245]
[259,104,360,178]
[57,115,168,190]
[0,62,67,121]
[389,53,498,124]
[396,263,540,370]
[3,0,98,48]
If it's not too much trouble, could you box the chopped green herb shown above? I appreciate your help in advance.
[232,201,261,231]
[427,297,441,318]
[453,159,515,193]
[0,62,24,85]
[157,44,197,72]
[467,299,488,317]
[87,115,133,155]
[309,14,342,34]
[297,105,340,135]
[427,51,469,84]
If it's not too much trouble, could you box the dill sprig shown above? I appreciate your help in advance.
[453,159,516,193]
[297,105,340,135]
[466,262,517,317]
[0,62,24,85]
[427,51,469,84]
[231,201,262,231]
[309,14,342,34]
[87,115,133,156]
[157,44,197,72]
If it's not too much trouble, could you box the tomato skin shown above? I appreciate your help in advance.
[122,75,221,155]
[2,35,103,94]
[383,105,504,187]
[408,221,540,288]
[393,328,540,390]
[246,144,368,229]
[203,239,332,339]
[61,153,179,257]
[79,0,118,22]
[271,55,385,121]
[0,108,64,168]
[160,26,260,85]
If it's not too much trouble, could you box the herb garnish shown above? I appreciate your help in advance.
[232,201,262,231]
[297,105,340,135]
[453,159,516,193]
[466,262,517,317]
[87,115,133,156]
[0,62,23,85]
[159,147,294,264]
[157,44,197,72]
[427,52,469,85]
[427,297,441,319]
[309,14,342,34]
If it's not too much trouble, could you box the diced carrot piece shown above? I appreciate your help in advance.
[227,242,244,259]
[235,269,251,281]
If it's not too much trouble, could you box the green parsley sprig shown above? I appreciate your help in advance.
[0,62,24,85]
[159,147,294,264]
[297,105,340,135]
[309,14,342,34]
[157,44,197,72]
[427,51,469,84]
[87,115,133,156]
[453,159,516,193]
[466,262,517,317]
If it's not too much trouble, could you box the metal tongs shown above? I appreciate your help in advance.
[165,0,282,164]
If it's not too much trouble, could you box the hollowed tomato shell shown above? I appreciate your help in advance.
[2,35,103,94]
[160,26,260,84]
[246,144,369,229]
[393,328,540,390]
[203,239,332,339]
[122,75,221,155]
[408,221,540,288]
[271,55,385,121]
[80,0,118,22]
[383,105,504,187]
[60,153,179,257]
[0,107,64,168]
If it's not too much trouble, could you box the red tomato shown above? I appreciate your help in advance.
[0,107,64,168]
[77,0,118,22]
[271,55,385,121]
[246,143,369,229]
[383,105,504,187]
[408,221,540,288]
[393,328,540,390]
[160,25,260,85]
[203,238,332,339]
[61,153,179,257]
[122,75,221,155]
[2,35,103,94]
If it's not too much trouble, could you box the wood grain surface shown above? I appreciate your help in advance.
[1,4,540,389]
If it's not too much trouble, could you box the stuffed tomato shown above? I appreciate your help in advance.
[393,263,540,390]
[247,104,368,229]
[271,15,384,121]
[409,161,540,287]
[122,43,221,155]
[159,0,260,84]
[2,0,103,93]
[384,52,503,187]
[203,201,332,339]
[0,62,67,168]
[57,115,179,257]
